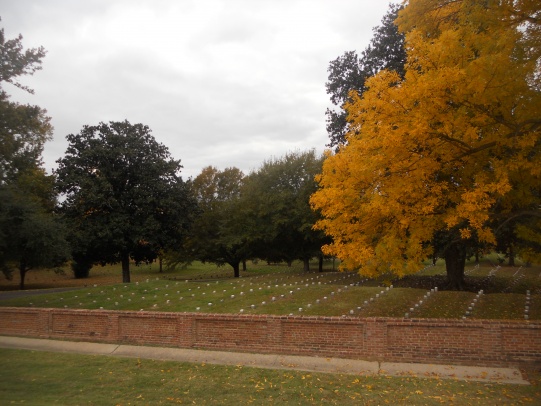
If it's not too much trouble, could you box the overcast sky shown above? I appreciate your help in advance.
[1,0,400,179]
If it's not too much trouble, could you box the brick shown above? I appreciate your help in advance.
[1,308,540,367]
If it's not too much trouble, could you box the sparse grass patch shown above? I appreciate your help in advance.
[359,288,425,318]
[414,291,474,319]
[317,286,385,317]
[474,293,536,320]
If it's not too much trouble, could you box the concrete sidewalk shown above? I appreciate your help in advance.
[0,336,529,385]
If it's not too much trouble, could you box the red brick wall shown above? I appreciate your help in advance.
[0,307,539,367]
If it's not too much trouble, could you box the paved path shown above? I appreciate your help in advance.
[0,336,529,385]
[0,287,82,300]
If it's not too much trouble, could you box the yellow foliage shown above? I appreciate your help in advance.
[311,0,541,277]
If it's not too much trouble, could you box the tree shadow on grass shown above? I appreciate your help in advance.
[391,275,501,293]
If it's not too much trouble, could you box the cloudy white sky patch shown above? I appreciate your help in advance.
[1,0,400,179]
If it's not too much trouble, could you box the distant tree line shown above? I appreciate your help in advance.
[168,150,328,277]
[0,20,331,288]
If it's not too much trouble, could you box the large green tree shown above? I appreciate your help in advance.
[0,183,69,289]
[0,93,53,184]
[0,21,51,184]
[243,150,327,271]
[187,166,248,277]
[0,21,69,289]
[55,121,197,283]
[325,3,406,149]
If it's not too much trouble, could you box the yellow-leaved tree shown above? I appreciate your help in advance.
[311,0,541,289]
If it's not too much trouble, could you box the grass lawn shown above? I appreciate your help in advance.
[0,261,238,291]
[1,348,539,405]
[1,258,540,320]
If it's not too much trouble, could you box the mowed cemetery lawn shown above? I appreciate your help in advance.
[0,257,540,320]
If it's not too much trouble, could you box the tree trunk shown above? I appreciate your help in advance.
[508,245,515,266]
[303,258,310,272]
[242,259,247,271]
[475,250,480,264]
[19,261,28,290]
[159,256,163,273]
[231,262,240,278]
[318,254,324,272]
[443,243,466,290]
[121,253,131,283]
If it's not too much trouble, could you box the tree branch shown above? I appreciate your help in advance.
[495,210,541,234]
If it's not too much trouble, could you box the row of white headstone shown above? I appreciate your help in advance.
[462,290,484,319]
[405,287,438,318]
[525,290,531,320]
[502,266,524,293]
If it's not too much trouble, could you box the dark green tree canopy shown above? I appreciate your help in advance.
[242,150,327,270]
[55,121,197,283]
[0,92,53,184]
[0,21,68,289]
[325,3,406,149]
[187,166,247,277]
[0,21,52,185]
[0,185,69,289]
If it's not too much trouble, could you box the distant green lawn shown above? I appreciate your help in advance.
[0,348,539,405]
[1,258,540,320]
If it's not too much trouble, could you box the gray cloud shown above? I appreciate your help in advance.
[1,0,400,179]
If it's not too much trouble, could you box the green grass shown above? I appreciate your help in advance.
[1,259,540,320]
[0,348,539,405]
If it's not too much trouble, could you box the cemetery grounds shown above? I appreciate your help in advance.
[0,256,540,404]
